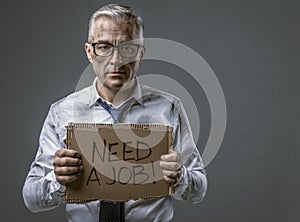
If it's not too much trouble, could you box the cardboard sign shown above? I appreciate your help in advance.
[65,123,173,203]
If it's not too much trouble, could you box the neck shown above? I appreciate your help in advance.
[97,79,136,106]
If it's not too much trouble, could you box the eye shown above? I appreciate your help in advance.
[95,44,112,51]
[119,44,138,56]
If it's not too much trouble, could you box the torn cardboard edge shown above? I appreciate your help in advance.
[64,123,174,203]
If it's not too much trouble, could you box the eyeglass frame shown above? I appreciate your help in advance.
[89,41,143,58]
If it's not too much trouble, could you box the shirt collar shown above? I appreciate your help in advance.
[88,77,144,108]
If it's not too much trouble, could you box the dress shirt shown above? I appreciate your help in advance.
[22,77,207,222]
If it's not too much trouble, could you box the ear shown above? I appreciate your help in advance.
[138,46,146,64]
[85,43,93,63]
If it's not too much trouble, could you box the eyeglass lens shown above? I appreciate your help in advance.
[94,43,139,57]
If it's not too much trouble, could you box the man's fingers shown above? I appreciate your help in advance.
[163,175,178,184]
[162,169,181,179]
[55,149,81,158]
[54,165,83,175]
[53,149,83,185]
[160,159,182,185]
[160,151,180,162]
[56,173,81,185]
[160,161,182,171]
[162,167,182,184]
[54,156,82,167]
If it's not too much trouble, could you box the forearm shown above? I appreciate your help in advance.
[173,165,207,203]
[23,168,65,212]
[23,105,67,212]
[171,100,208,203]
[172,147,208,203]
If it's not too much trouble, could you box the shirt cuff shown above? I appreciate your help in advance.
[173,165,188,197]
[45,170,65,197]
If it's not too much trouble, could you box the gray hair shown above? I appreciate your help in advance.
[88,4,144,43]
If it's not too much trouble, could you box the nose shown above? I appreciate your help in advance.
[109,47,123,67]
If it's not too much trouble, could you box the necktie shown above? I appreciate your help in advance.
[97,98,127,222]
[99,201,125,222]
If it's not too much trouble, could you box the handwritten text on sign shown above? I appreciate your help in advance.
[65,124,173,202]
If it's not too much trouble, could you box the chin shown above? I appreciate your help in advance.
[105,81,126,90]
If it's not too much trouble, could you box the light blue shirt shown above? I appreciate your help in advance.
[23,77,207,222]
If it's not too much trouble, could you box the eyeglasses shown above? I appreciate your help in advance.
[90,42,142,58]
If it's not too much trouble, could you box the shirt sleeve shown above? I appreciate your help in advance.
[172,100,208,203]
[22,105,65,212]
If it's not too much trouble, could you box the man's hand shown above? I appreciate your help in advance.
[160,151,182,184]
[53,149,83,186]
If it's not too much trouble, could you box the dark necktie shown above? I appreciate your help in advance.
[97,98,127,222]
[99,201,125,222]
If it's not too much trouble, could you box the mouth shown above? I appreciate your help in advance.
[107,71,126,77]
[107,71,126,78]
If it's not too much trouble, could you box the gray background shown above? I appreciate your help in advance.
[1,0,299,221]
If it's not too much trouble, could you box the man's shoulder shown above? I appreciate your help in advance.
[140,84,181,104]
[50,86,91,110]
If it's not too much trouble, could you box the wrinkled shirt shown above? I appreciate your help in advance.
[22,77,207,222]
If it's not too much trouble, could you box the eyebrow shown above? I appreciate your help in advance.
[92,41,114,46]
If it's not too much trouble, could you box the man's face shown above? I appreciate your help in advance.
[85,17,144,93]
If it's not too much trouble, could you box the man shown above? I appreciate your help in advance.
[23,4,207,222]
